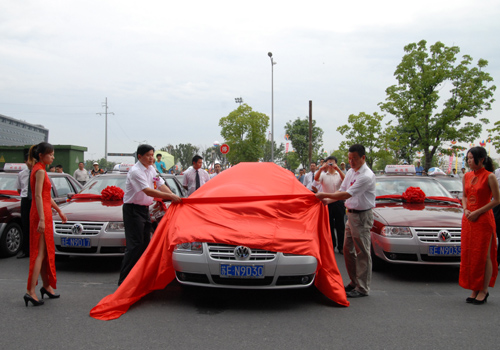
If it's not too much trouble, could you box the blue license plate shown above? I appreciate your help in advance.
[61,237,91,248]
[220,264,264,278]
[429,246,461,256]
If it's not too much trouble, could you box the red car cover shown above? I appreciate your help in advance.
[90,162,349,320]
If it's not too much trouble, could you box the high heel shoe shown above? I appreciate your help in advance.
[40,287,60,299]
[466,297,476,303]
[24,293,44,307]
[473,292,489,305]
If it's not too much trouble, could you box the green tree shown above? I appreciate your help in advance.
[284,117,324,168]
[337,112,390,169]
[487,123,500,152]
[283,151,301,171]
[219,104,269,164]
[262,141,285,164]
[379,40,496,171]
[168,143,199,171]
[330,149,348,165]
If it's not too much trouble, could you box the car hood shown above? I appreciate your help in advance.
[374,201,463,227]
[55,199,123,222]
[0,196,21,210]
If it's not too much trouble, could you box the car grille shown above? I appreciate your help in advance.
[54,221,105,236]
[414,227,461,243]
[207,243,277,261]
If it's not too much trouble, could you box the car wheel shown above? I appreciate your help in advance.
[0,223,22,257]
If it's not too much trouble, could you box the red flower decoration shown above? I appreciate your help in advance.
[101,186,124,201]
[402,187,425,203]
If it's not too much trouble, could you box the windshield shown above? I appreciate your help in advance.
[80,176,127,195]
[0,174,18,191]
[435,178,462,192]
[164,178,182,196]
[376,178,452,197]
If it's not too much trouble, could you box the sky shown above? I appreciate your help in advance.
[1,0,499,164]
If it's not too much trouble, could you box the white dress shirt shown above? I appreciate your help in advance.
[318,171,342,194]
[303,171,320,191]
[73,168,90,183]
[15,168,30,198]
[123,161,165,206]
[339,163,376,210]
[183,167,210,196]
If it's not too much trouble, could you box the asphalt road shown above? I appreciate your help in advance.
[1,253,498,350]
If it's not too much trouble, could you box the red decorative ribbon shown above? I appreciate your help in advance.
[402,186,426,203]
[101,186,124,201]
[0,190,19,196]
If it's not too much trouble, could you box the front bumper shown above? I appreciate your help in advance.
[53,221,126,256]
[371,227,461,265]
[173,243,317,289]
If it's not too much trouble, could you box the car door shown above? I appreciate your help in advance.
[50,176,79,204]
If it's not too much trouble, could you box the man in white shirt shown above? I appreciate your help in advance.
[118,144,182,285]
[316,144,376,298]
[210,162,222,179]
[15,156,32,258]
[183,155,210,196]
[303,162,319,192]
[315,156,346,253]
[73,162,89,185]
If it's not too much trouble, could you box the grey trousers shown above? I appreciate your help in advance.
[343,210,374,295]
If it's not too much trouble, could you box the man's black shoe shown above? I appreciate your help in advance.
[344,284,355,292]
[346,290,368,298]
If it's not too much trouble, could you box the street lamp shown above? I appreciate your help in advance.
[268,52,276,163]
[235,97,243,105]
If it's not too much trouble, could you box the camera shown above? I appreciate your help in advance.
[327,163,334,166]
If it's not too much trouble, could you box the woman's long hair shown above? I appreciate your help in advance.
[28,142,54,165]
[467,146,493,172]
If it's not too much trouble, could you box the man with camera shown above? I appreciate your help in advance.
[315,156,345,253]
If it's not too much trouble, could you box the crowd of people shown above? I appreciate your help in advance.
[16,140,500,308]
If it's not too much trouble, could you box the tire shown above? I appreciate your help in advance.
[0,222,22,257]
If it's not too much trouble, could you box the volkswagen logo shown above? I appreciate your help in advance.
[71,223,84,235]
[438,230,452,242]
[234,246,251,260]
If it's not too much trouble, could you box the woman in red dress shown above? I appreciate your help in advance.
[459,146,500,305]
[23,143,67,307]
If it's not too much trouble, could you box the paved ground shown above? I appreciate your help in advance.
[2,253,498,349]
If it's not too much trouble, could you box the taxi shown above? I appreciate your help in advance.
[52,164,185,256]
[0,163,82,257]
[371,165,463,267]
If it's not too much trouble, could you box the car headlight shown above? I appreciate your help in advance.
[106,221,125,232]
[381,226,412,237]
[174,242,203,253]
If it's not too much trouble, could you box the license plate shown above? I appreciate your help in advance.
[220,264,264,278]
[429,246,461,256]
[61,237,91,248]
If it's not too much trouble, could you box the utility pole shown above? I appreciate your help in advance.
[96,97,114,162]
[308,100,312,165]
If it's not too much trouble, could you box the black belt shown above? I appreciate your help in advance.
[347,208,371,214]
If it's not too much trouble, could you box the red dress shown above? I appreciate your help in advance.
[27,162,57,290]
[459,167,498,290]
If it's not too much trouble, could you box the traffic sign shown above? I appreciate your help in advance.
[220,144,230,154]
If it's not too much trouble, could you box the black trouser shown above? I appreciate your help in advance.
[328,200,346,250]
[118,203,152,285]
[20,197,31,255]
[494,204,500,266]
